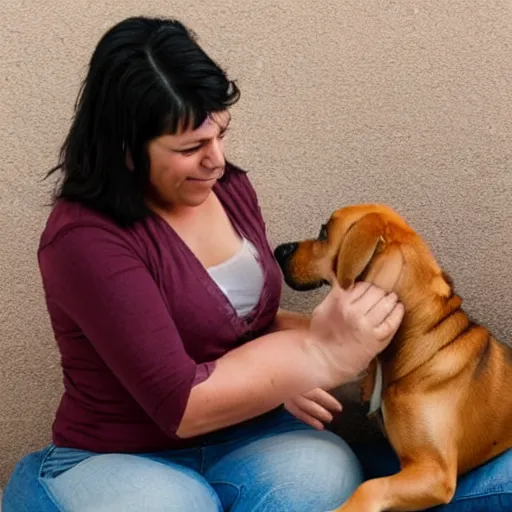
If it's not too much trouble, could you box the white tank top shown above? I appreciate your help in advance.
[207,238,264,318]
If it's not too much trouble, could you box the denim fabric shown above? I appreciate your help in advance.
[3,409,511,511]
[3,409,362,511]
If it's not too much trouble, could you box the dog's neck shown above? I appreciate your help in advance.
[359,241,482,385]
[372,246,476,385]
[381,290,471,382]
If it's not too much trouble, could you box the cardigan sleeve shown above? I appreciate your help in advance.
[38,224,212,437]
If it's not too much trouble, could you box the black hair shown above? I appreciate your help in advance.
[47,16,240,226]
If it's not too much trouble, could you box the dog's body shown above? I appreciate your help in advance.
[274,204,512,512]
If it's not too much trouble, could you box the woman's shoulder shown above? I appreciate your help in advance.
[39,199,128,251]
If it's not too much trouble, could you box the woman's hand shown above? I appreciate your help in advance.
[284,387,342,430]
[178,280,403,438]
[305,280,404,388]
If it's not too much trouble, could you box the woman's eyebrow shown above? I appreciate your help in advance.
[181,118,231,144]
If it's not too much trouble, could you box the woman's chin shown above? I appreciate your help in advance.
[180,187,215,207]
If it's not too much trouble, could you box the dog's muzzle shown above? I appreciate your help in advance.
[273,242,299,268]
[274,242,329,291]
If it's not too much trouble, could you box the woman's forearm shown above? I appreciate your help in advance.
[176,328,338,438]
[176,281,405,439]
[266,308,311,333]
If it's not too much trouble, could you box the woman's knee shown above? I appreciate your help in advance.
[43,453,221,511]
[259,430,363,510]
[211,429,363,511]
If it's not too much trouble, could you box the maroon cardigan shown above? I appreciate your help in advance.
[38,164,283,453]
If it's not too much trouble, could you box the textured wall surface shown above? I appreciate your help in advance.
[1,0,511,487]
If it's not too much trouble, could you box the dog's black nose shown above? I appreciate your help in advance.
[274,242,298,266]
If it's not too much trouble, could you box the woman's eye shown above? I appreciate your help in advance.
[178,146,201,155]
[318,223,328,241]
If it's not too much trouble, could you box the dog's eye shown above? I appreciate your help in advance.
[318,223,329,241]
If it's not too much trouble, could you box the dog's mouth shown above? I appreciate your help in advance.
[283,276,328,292]
[274,242,330,291]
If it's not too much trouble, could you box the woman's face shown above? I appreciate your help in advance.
[146,110,231,210]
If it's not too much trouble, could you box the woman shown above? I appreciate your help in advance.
[4,14,511,512]
[2,16,404,511]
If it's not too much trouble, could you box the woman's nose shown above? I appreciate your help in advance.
[203,138,224,168]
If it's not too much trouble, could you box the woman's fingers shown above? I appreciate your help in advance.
[302,388,343,413]
[351,283,387,312]
[284,401,325,430]
[284,388,343,431]
[365,292,399,326]
[373,301,405,342]
[293,394,334,423]
[345,281,373,302]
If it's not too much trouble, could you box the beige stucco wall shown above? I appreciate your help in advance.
[1,0,511,487]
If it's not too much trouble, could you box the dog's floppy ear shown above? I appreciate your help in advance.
[336,213,386,289]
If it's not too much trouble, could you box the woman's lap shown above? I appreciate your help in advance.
[43,453,221,512]
[3,410,510,511]
[2,410,362,511]
[206,428,362,511]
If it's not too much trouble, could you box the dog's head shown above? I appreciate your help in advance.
[274,204,452,301]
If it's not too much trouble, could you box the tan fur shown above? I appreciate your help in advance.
[278,204,512,511]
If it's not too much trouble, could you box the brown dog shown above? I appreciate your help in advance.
[274,204,512,512]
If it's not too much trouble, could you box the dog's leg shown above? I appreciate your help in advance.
[333,389,460,512]
[332,453,457,512]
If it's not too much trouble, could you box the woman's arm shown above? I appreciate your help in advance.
[177,282,404,438]
[265,308,311,332]
[177,327,327,438]
[176,306,317,438]
[41,225,402,440]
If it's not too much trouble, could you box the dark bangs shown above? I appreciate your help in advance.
[47,16,240,226]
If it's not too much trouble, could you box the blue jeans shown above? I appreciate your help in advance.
[3,408,511,511]
[3,409,362,511]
